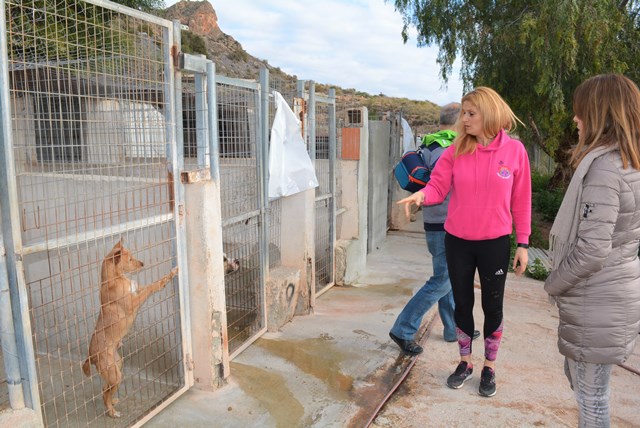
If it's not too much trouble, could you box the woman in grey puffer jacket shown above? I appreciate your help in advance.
[544,74,640,428]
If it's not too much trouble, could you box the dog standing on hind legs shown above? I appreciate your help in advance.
[82,240,178,418]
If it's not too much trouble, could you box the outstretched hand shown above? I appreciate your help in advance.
[396,191,425,219]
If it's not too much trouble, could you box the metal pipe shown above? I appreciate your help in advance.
[207,61,219,182]
[0,242,25,409]
[308,81,316,163]
[0,0,40,412]
[259,67,270,272]
[328,87,337,284]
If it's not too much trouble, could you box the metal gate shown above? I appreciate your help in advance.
[307,83,337,296]
[0,1,191,426]
[216,74,267,357]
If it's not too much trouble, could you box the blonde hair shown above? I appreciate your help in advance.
[571,73,640,169]
[454,87,524,157]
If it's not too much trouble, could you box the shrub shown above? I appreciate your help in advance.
[529,221,547,249]
[181,31,207,56]
[534,188,564,222]
[531,171,551,192]
[531,171,565,222]
[526,258,550,280]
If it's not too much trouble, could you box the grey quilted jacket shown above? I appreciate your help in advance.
[544,151,640,364]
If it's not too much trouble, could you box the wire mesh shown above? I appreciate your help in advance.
[314,197,332,293]
[268,75,297,121]
[315,102,331,194]
[221,219,263,354]
[216,80,265,356]
[5,0,184,424]
[181,73,209,171]
[313,99,334,294]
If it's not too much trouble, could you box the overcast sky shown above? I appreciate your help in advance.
[165,0,465,106]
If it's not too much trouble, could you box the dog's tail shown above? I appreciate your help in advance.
[82,358,91,376]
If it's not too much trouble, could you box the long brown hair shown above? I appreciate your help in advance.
[571,74,640,169]
[454,87,524,157]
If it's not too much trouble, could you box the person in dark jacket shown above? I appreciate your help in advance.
[389,103,479,356]
[545,73,640,427]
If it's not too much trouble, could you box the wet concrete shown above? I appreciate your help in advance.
[146,220,640,427]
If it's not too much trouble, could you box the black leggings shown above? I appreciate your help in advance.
[444,233,511,338]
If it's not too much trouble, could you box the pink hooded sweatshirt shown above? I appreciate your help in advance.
[419,129,531,244]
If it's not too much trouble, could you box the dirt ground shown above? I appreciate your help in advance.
[371,275,640,428]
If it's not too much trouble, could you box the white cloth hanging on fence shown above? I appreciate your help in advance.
[401,117,415,152]
[268,91,319,198]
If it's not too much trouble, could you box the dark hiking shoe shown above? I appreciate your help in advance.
[389,332,423,355]
[446,361,473,389]
[479,366,497,397]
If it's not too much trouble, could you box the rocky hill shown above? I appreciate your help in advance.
[163,1,440,134]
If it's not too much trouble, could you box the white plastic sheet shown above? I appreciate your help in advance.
[268,91,319,198]
[401,117,415,152]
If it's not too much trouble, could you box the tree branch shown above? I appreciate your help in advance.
[528,115,552,156]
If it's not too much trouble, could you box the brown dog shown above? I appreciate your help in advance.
[82,240,178,418]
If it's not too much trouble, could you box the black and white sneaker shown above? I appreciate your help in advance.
[446,361,473,389]
[479,366,497,397]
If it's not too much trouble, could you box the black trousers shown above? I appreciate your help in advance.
[444,233,511,338]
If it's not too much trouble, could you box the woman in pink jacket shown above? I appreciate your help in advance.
[398,87,531,397]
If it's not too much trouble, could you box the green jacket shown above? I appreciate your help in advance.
[421,129,456,148]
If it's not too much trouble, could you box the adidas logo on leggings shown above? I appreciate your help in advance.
[495,269,504,275]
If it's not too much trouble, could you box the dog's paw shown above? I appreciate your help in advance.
[107,409,121,418]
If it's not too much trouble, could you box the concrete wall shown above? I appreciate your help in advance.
[367,120,391,253]
[388,177,414,230]
[265,267,301,331]
[278,189,316,314]
[184,177,229,389]
[335,108,369,285]
[11,96,163,167]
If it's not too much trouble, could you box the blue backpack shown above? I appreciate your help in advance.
[393,130,456,192]
[393,148,430,192]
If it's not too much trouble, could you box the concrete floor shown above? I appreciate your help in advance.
[147,220,640,428]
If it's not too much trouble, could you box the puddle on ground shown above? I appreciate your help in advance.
[231,361,304,428]
[353,278,415,297]
[256,337,354,400]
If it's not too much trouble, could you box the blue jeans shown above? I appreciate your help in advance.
[390,230,456,341]
[565,357,612,428]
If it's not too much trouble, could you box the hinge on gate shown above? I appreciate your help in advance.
[186,353,194,371]
[171,45,180,70]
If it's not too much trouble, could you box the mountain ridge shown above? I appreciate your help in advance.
[163,0,440,134]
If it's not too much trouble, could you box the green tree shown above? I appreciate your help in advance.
[113,0,165,12]
[391,0,640,186]
[181,31,208,56]
[8,0,165,64]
